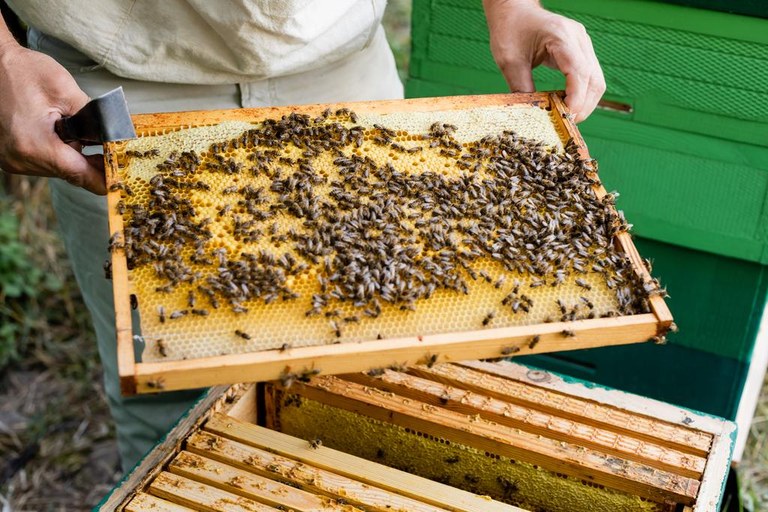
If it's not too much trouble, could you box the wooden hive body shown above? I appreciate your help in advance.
[98,361,734,512]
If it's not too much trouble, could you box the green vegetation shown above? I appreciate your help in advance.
[0,177,115,510]
[0,195,60,368]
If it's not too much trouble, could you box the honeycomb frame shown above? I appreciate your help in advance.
[265,361,734,512]
[104,92,673,395]
[99,361,734,512]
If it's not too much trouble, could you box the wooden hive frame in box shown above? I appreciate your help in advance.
[105,93,673,395]
[97,361,734,511]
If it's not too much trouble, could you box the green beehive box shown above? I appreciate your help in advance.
[406,0,768,420]
[658,0,767,18]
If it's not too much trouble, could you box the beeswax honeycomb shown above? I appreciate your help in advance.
[111,105,648,362]
[277,393,667,512]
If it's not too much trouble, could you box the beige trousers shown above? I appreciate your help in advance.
[29,25,403,472]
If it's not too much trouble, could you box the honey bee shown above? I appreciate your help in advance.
[643,258,653,273]
[464,474,480,484]
[298,367,321,382]
[423,353,438,368]
[279,369,296,388]
[146,377,166,390]
[156,339,167,358]
[108,231,124,252]
[330,320,341,338]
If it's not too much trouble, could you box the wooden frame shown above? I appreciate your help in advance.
[98,361,733,511]
[98,381,521,511]
[94,384,249,512]
[105,92,673,395]
[266,363,735,510]
[455,361,735,512]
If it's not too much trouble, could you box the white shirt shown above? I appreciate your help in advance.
[8,0,386,84]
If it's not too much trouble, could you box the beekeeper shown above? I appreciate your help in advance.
[0,0,605,471]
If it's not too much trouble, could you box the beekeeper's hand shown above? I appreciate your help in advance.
[483,0,606,123]
[0,19,105,194]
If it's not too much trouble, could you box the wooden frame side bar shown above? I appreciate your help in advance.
[343,370,707,479]
[184,433,459,512]
[124,493,195,512]
[460,360,730,436]
[413,362,713,455]
[204,414,521,512]
[548,93,673,332]
[105,146,137,395]
[283,376,699,505]
[96,385,244,511]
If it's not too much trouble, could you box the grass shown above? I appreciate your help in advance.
[0,2,766,510]
[0,175,120,511]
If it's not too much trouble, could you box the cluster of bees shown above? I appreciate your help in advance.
[112,108,659,339]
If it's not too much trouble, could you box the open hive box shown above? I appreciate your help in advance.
[105,93,673,395]
[99,361,735,511]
